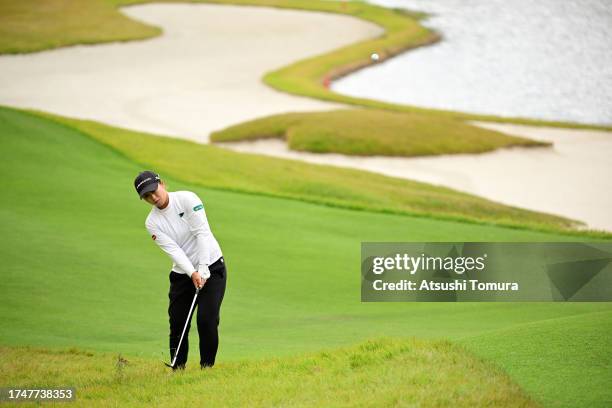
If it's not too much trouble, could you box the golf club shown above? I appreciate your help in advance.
[164,286,201,369]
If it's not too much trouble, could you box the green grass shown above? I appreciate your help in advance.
[460,311,612,408]
[5,104,607,359]
[1,106,611,407]
[0,339,539,407]
[211,108,550,157]
[35,108,606,236]
[0,0,161,54]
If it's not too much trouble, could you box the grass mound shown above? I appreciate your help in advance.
[0,338,538,407]
[211,109,549,157]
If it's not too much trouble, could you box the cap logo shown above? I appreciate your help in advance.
[136,177,152,189]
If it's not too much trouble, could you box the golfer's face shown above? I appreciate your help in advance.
[143,183,167,208]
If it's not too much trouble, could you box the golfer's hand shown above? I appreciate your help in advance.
[191,272,206,289]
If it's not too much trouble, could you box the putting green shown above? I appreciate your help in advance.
[0,106,609,407]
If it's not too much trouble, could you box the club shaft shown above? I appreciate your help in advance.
[171,288,199,367]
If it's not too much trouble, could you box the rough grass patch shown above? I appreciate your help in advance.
[211,109,549,157]
[0,338,540,407]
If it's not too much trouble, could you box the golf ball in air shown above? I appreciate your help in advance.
[371,53,380,61]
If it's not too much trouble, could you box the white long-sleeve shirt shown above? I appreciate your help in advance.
[145,191,222,279]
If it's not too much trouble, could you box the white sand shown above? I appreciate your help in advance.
[220,122,612,231]
[0,3,383,141]
[0,3,610,231]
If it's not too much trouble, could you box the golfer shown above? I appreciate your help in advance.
[134,170,227,370]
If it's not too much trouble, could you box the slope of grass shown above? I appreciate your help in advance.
[2,104,612,406]
[5,104,609,359]
[32,108,601,236]
[211,108,549,156]
[0,338,539,407]
[3,105,609,361]
[460,311,612,408]
[0,0,161,54]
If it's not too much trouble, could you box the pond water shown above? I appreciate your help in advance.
[333,0,612,125]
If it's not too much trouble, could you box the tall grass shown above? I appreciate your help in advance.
[211,109,550,157]
[0,338,539,407]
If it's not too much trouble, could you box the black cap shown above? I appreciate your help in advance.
[134,171,161,199]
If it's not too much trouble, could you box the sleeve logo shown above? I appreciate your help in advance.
[152,235,157,241]
[193,204,204,212]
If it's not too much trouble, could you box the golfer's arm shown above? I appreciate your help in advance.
[193,233,210,280]
[185,217,211,279]
[146,226,196,277]
[183,195,212,280]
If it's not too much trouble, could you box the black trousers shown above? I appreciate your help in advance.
[168,257,227,368]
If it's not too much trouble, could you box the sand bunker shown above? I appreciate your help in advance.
[0,3,382,141]
[0,3,609,230]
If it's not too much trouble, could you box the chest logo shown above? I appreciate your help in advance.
[179,212,185,218]
[193,204,204,212]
